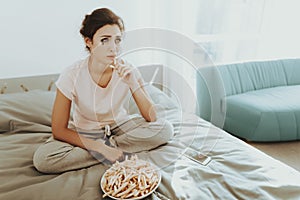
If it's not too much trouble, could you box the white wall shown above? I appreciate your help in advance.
[257,0,300,60]
[0,1,112,78]
[0,0,199,79]
[0,1,133,78]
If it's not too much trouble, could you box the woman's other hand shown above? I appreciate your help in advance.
[101,145,124,163]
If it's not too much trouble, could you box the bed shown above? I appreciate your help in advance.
[1,71,300,200]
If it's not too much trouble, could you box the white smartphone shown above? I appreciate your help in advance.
[184,147,211,166]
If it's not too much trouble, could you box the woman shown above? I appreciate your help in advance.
[33,8,174,173]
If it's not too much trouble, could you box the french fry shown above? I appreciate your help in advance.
[101,155,160,199]
[112,182,129,196]
[116,183,136,198]
[102,189,113,198]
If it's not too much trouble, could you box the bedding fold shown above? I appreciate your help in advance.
[1,92,300,199]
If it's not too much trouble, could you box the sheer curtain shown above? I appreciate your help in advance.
[194,0,265,64]
[123,0,267,113]
[119,0,300,113]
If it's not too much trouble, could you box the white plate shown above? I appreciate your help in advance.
[100,163,161,200]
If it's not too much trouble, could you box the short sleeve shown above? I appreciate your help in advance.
[55,66,76,100]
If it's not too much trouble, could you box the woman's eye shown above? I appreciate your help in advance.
[115,38,122,44]
[100,38,109,45]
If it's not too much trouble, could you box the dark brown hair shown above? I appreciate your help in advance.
[80,8,124,51]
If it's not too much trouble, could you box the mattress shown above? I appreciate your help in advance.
[1,87,300,200]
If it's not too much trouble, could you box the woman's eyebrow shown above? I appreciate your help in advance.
[100,34,122,38]
[100,35,112,38]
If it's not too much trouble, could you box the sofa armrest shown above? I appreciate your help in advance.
[196,66,226,128]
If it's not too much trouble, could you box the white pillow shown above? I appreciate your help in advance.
[128,84,180,117]
[0,86,180,133]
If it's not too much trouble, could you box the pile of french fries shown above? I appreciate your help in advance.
[101,155,160,199]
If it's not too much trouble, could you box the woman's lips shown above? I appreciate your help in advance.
[107,56,116,60]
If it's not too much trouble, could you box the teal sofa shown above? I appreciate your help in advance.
[196,58,300,141]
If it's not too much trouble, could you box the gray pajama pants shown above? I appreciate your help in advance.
[33,117,174,173]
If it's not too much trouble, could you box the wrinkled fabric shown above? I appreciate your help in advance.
[1,113,300,200]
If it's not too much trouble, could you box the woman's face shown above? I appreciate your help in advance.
[86,24,122,65]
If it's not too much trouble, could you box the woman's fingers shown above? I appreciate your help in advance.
[119,66,127,77]
[115,64,131,78]
[106,147,124,163]
[121,67,132,78]
[123,69,131,78]
[113,59,138,85]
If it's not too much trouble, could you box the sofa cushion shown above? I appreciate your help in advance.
[218,58,300,96]
[224,85,300,141]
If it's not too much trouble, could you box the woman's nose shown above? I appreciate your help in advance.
[109,41,119,52]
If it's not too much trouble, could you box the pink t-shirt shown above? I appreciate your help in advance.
[56,57,141,130]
